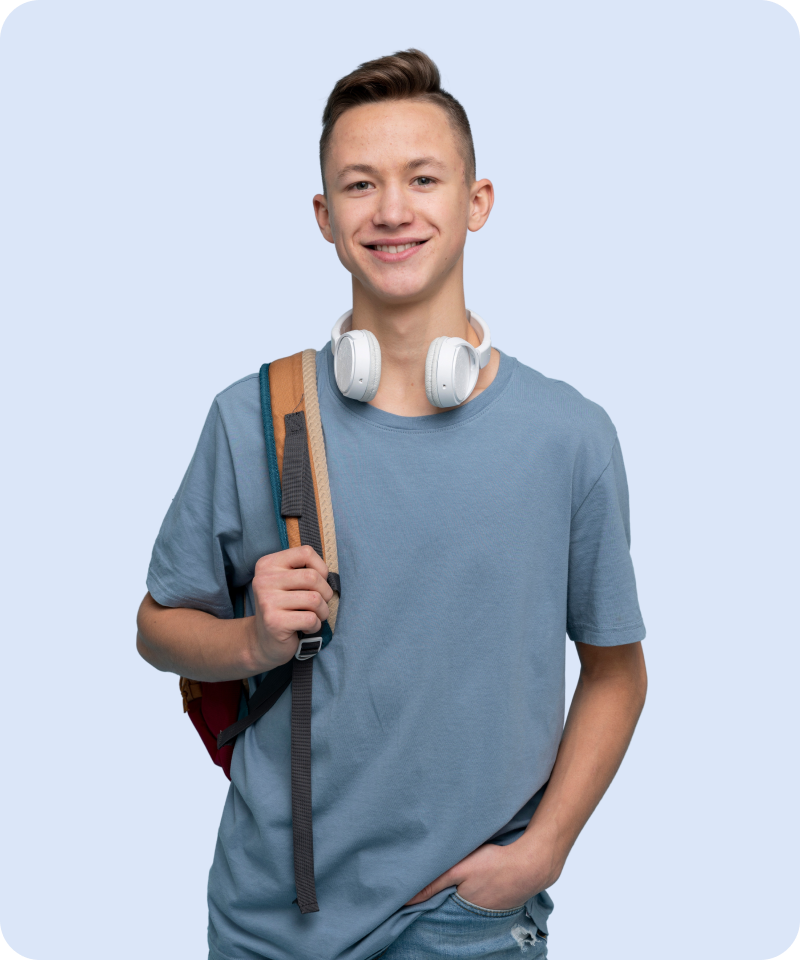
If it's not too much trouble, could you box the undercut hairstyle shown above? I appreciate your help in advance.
[320,49,476,191]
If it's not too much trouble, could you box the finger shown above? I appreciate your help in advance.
[274,610,321,637]
[275,567,333,601]
[256,547,334,599]
[274,590,330,621]
[274,589,324,610]
[404,870,456,906]
[294,613,322,635]
[282,545,330,581]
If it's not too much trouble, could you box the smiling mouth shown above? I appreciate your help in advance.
[366,240,427,253]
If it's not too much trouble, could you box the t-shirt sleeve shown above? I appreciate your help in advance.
[146,399,242,619]
[566,437,646,646]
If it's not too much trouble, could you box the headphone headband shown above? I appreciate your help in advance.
[467,312,491,369]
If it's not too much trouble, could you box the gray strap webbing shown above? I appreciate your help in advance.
[216,662,292,749]
[282,409,323,913]
[326,572,341,595]
[291,656,317,913]
[282,412,324,559]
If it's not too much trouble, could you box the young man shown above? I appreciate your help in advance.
[137,49,647,960]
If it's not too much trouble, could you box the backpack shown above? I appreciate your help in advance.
[178,350,340,914]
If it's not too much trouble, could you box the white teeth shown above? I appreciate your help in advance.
[375,242,420,252]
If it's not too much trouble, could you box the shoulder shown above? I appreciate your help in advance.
[506,356,625,503]
[206,372,262,429]
[508,355,617,447]
[214,371,261,406]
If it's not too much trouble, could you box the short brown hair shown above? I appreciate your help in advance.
[320,49,476,191]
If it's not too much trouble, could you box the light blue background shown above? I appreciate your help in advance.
[0,1,798,958]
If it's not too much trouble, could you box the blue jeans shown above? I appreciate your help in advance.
[374,893,548,959]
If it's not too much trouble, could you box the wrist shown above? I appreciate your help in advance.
[240,616,272,675]
[515,820,569,883]
[242,616,296,675]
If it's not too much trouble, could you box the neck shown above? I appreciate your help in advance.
[349,266,492,416]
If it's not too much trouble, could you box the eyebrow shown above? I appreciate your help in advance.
[335,163,379,183]
[335,157,447,183]
[405,156,446,171]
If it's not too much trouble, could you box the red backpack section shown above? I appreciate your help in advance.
[180,677,249,780]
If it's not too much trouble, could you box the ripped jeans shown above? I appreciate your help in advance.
[373,892,547,959]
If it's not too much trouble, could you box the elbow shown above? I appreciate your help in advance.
[633,658,648,716]
[136,630,167,671]
[136,631,152,664]
[136,593,171,672]
[136,593,170,673]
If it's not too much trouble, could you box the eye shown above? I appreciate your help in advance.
[414,176,436,186]
[350,181,373,192]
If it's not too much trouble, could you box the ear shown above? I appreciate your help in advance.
[467,178,494,233]
[313,193,335,244]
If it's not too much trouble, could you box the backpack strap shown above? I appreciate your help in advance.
[216,349,337,915]
[269,351,340,610]
[265,350,321,913]
[301,349,340,629]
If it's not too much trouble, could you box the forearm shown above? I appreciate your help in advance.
[136,547,333,681]
[136,592,261,681]
[516,641,647,877]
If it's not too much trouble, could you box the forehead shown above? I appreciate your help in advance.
[327,100,463,176]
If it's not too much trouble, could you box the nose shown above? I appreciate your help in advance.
[373,180,413,231]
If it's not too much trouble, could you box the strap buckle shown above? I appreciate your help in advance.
[295,635,322,660]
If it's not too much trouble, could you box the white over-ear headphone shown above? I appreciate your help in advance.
[330,310,492,408]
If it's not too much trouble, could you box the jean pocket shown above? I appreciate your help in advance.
[450,891,528,917]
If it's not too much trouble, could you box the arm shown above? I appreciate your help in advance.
[136,544,334,681]
[405,640,647,908]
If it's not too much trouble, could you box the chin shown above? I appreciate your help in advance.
[359,267,438,303]
[366,281,435,304]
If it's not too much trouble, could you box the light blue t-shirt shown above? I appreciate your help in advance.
[147,346,646,960]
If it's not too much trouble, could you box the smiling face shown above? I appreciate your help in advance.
[314,100,493,307]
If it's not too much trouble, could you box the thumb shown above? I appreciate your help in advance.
[404,869,458,906]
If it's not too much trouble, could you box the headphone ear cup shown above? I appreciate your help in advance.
[334,329,381,401]
[361,330,381,403]
[334,336,356,396]
[425,337,448,407]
